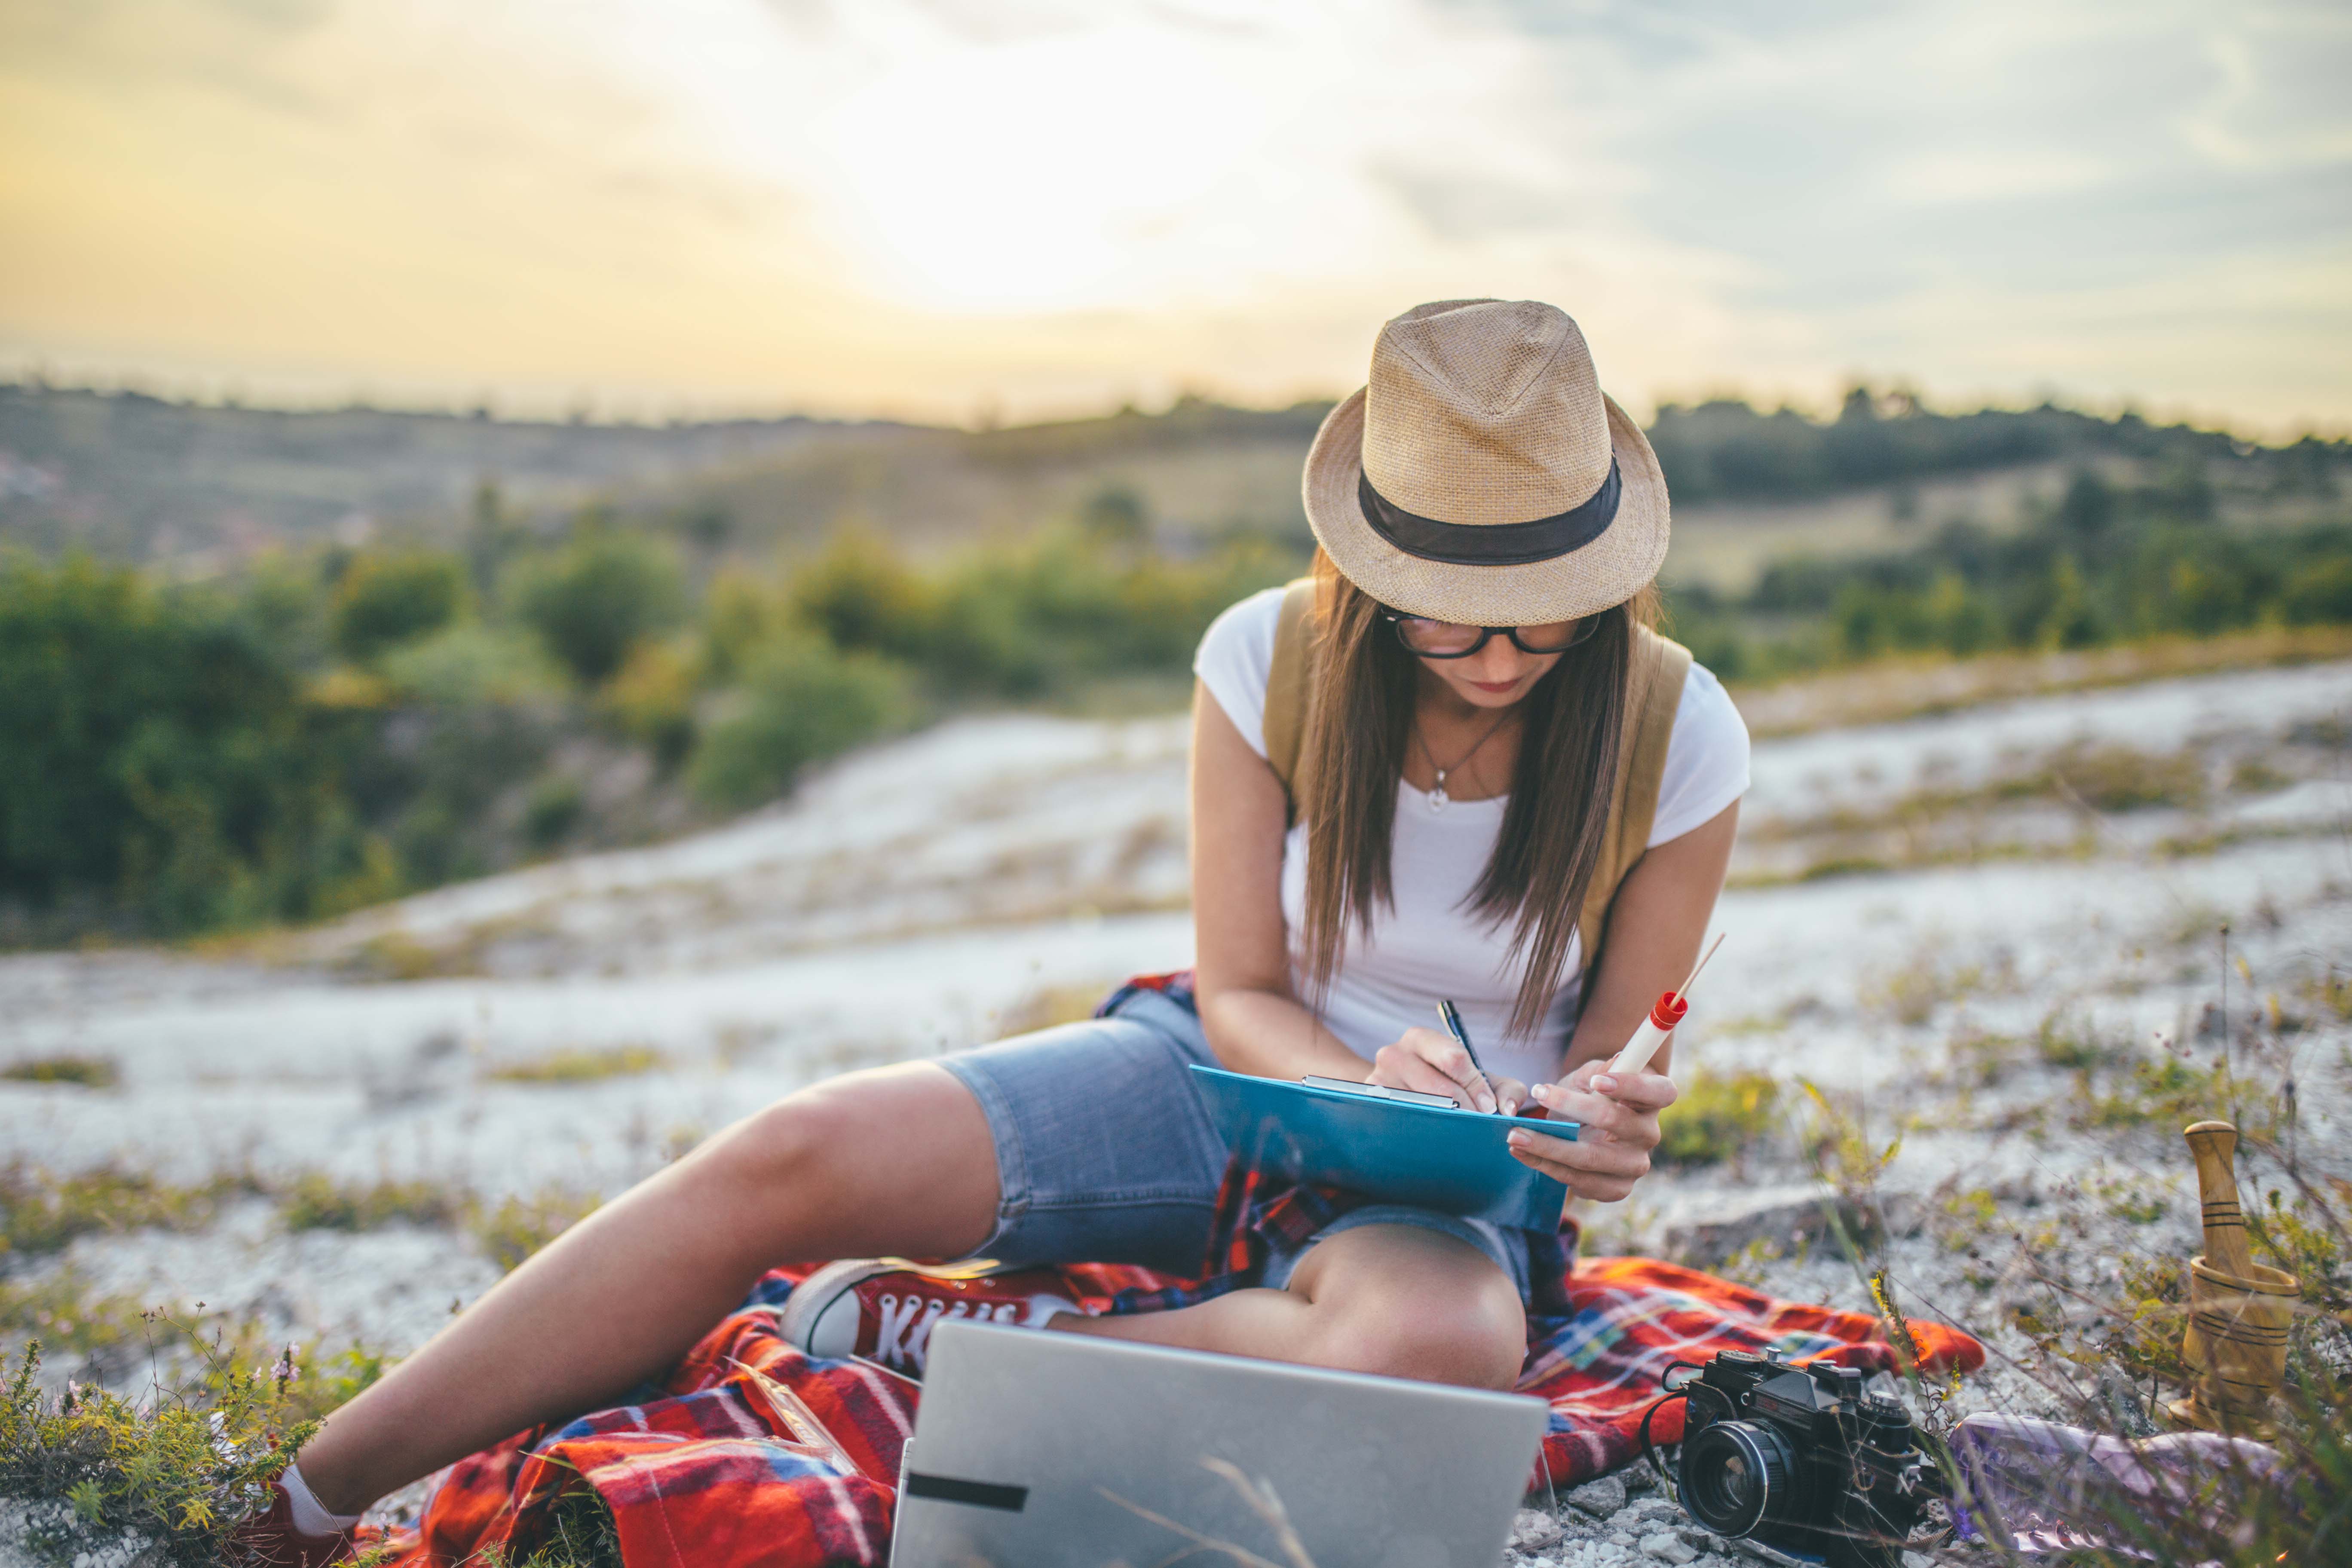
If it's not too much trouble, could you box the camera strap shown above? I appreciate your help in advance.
[1636,1389,1690,1502]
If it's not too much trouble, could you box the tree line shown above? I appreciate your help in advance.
[0,498,1289,943]
[5,449,2350,943]
[1669,467,2352,678]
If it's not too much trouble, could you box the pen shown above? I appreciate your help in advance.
[1436,1000,1502,1115]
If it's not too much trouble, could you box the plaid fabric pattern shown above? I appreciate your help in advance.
[373,1255,1981,1566]
[371,972,1984,1564]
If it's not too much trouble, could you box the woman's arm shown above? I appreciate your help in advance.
[1505,798,1740,1202]
[1189,681,1379,1083]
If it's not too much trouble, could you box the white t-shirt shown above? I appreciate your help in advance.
[1193,585,1751,1088]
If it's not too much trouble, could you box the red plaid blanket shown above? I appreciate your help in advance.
[370,1254,1983,1567]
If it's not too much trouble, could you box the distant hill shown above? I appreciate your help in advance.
[1,381,2340,571]
[0,383,897,566]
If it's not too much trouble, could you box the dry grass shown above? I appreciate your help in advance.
[1860,945,2003,1027]
[277,1174,468,1233]
[0,1164,267,1259]
[468,1187,602,1272]
[0,1058,117,1090]
[484,1045,668,1084]
[339,930,488,982]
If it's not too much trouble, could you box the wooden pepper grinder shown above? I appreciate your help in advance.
[2165,1121,2299,1439]
[2184,1121,2257,1277]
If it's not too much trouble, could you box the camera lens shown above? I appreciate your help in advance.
[1680,1420,1802,1538]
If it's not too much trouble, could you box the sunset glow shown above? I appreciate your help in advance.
[0,0,2346,429]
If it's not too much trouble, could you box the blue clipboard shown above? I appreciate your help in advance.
[1188,1065,1575,1231]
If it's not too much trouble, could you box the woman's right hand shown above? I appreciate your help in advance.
[1369,1026,1523,1115]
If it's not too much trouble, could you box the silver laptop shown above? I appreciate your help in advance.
[890,1318,1547,1568]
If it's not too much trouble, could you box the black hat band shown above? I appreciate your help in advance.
[1357,456,1620,566]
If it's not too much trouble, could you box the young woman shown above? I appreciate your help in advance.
[231,298,1748,1565]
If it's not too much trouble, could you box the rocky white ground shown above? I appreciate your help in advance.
[4,658,2349,1564]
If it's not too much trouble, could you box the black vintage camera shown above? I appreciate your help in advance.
[1653,1350,1937,1568]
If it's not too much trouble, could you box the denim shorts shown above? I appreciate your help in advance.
[937,986,1536,1303]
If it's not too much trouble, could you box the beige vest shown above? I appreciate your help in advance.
[1258,577,1689,977]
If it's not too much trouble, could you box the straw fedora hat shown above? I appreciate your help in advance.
[1303,298,1669,626]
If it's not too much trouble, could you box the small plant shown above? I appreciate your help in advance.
[515,1482,628,1568]
[344,930,483,982]
[469,1188,602,1272]
[1937,1185,2000,1231]
[485,1046,667,1085]
[1800,1081,1905,1197]
[2090,1174,2170,1225]
[279,1173,466,1232]
[1861,946,1985,1026]
[0,1057,118,1090]
[2228,755,2294,793]
[0,1163,263,1257]
[1943,1026,2025,1089]
[1655,1069,1781,1167]
[0,1271,188,1368]
[0,1334,315,1567]
[2034,1010,2124,1069]
[2039,741,2208,813]
[2078,1053,2233,1130]
[2303,970,2352,1022]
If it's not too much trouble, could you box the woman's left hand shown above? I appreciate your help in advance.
[1503,1059,1678,1203]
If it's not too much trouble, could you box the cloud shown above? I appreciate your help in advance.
[0,0,2346,429]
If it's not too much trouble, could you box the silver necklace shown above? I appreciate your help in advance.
[1413,710,1514,814]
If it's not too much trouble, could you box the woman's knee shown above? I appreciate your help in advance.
[1297,1239,1527,1390]
[677,1063,1001,1256]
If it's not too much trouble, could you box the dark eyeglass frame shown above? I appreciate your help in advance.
[1376,606,1600,658]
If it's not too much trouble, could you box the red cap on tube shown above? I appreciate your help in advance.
[1648,991,1688,1031]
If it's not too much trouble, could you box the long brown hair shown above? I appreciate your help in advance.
[1294,549,1658,1039]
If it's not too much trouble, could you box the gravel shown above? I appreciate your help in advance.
[2,661,2343,1562]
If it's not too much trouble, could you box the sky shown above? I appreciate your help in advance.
[1,0,2348,433]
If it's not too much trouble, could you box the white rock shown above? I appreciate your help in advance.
[1566,1476,1628,1516]
[1641,1531,1698,1564]
[1512,1507,1567,1550]
[1620,1497,1685,1528]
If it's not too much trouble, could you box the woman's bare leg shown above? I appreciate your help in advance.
[295,1060,1000,1516]
[1060,1224,1526,1390]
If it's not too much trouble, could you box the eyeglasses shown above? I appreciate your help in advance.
[1377,607,1599,658]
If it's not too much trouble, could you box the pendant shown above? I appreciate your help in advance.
[1429,770,1449,813]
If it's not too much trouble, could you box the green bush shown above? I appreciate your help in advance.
[688,628,910,808]
[2285,558,2352,625]
[0,555,370,935]
[600,635,701,768]
[787,529,934,662]
[698,568,783,684]
[778,525,1295,698]
[510,528,686,686]
[524,772,586,848]
[377,622,563,708]
[328,549,467,662]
